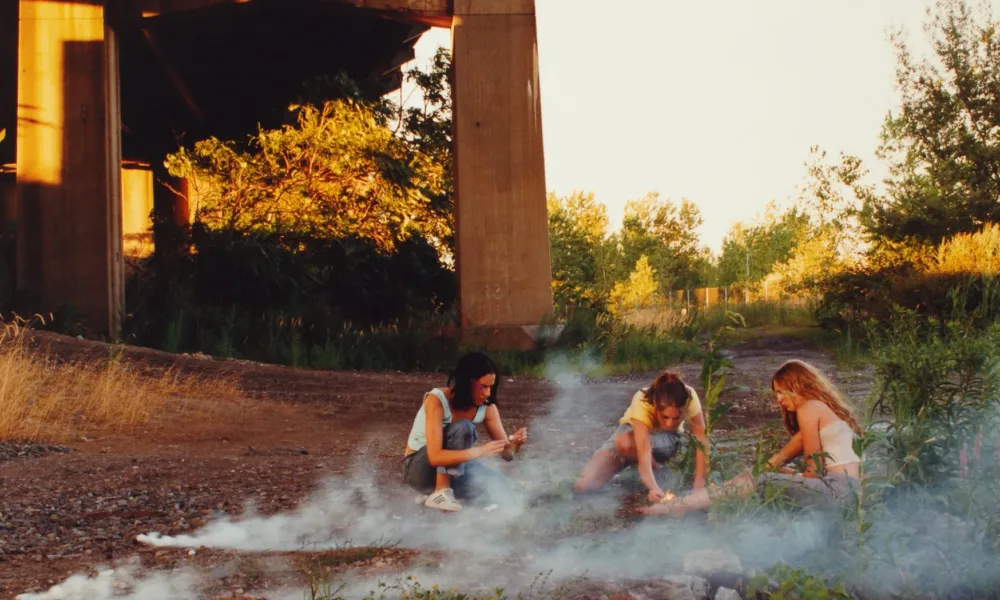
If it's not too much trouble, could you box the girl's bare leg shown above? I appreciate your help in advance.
[637,472,755,516]
[573,449,625,493]
[435,472,452,493]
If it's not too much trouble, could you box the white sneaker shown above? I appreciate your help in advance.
[424,488,462,512]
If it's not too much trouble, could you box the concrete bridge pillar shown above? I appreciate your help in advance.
[10,0,553,344]
[15,0,123,334]
[451,0,553,349]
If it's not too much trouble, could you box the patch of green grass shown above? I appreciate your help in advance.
[696,300,818,332]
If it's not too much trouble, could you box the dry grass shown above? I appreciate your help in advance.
[622,306,693,334]
[933,222,1000,276]
[0,317,245,442]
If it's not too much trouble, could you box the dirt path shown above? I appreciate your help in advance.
[0,329,869,598]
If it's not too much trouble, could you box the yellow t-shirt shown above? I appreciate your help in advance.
[619,385,702,431]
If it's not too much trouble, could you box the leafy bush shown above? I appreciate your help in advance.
[816,227,1000,333]
[166,98,450,254]
[864,308,1000,487]
[124,226,457,369]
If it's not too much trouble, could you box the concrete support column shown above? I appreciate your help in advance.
[16,0,123,336]
[451,0,552,349]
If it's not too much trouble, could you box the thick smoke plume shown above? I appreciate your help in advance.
[18,354,1000,599]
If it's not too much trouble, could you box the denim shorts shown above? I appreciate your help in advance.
[598,423,683,464]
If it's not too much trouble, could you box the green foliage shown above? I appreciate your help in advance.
[748,564,853,600]
[865,307,1000,487]
[398,47,453,210]
[699,312,745,437]
[864,0,1000,245]
[816,229,1000,333]
[616,192,709,292]
[124,226,458,370]
[597,322,701,372]
[547,191,613,311]
[716,202,810,287]
[127,55,459,368]
[164,98,449,252]
[607,255,659,316]
[697,300,818,333]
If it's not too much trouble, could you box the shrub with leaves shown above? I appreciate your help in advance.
[165,99,449,252]
[865,307,1000,488]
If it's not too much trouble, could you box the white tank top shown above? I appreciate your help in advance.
[406,389,487,452]
[819,420,861,467]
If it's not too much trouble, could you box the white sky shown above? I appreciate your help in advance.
[408,0,998,255]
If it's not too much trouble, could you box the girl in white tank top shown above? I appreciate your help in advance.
[639,359,862,517]
[401,352,528,513]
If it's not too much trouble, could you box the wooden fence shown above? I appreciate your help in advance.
[663,286,815,310]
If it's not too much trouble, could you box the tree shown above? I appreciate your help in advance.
[397,47,453,249]
[715,203,810,287]
[800,146,871,260]
[617,193,707,292]
[547,191,612,311]
[165,98,450,253]
[608,255,658,316]
[771,229,844,293]
[865,0,1000,245]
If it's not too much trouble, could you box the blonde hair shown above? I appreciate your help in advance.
[772,359,861,436]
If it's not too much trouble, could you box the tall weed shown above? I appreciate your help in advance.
[865,308,1000,486]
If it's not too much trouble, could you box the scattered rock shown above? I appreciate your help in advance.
[553,580,621,600]
[0,442,72,463]
[715,587,741,600]
[656,575,711,600]
[245,447,309,456]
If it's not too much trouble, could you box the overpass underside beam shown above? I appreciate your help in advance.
[11,0,553,347]
[452,0,553,349]
[134,0,453,27]
[16,0,124,335]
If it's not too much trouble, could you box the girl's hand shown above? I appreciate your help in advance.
[647,487,667,503]
[510,427,528,447]
[476,440,509,459]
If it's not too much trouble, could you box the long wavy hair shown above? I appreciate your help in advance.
[772,359,861,436]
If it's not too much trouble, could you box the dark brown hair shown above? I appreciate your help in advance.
[448,351,499,410]
[643,371,690,409]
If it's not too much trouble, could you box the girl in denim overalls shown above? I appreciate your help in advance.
[402,352,528,512]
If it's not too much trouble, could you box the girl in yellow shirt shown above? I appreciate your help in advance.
[638,360,860,516]
[573,372,709,502]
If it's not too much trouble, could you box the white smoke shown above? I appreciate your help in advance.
[19,354,1000,599]
[15,565,199,600]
